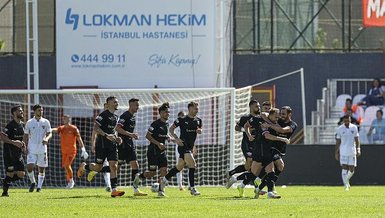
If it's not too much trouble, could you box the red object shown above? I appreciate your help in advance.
[362,0,385,27]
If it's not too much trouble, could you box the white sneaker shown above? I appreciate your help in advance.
[267,191,281,199]
[66,179,75,189]
[190,187,201,196]
[160,177,168,192]
[133,173,140,189]
[158,191,167,197]
[344,184,350,191]
[226,175,237,189]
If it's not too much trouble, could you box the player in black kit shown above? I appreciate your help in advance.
[226,100,260,188]
[115,98,147,196]
[136,102,170,197]
[162,102,202,196]
[1,105,26,197]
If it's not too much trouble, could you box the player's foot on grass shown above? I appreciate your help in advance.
[111,190,125,197]
[29,183,35,192]
[160,177,167,192]
[133,173,141,190]
[226,175,237,189]
[105,186,111,192]
[77,162,86,178]
[344,184,350,191]
[190,187,201,196]
[179,186,185,191]
[267,191,281,199]
[254,188,260,199]
[157,191,167,197]
[1,192,9,197]
[87,171,97,182]
[134,189,148,196]
[259,189,267,195]
[36,188,41,193]
[237,185,245,198]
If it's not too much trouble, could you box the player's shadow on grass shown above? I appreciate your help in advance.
[47,195,105,199]
[212,196,255,201]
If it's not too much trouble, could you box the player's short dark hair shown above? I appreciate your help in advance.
[11,105,21,114]
[346,98,352,103]
[158,102,170,113]
[129,98,139,103]
[106,96,116,103]
[281,106,292,114]
[188,101,198,109]
[269,108,280,115]
[249,99,259,107]
[377,109,383,116]
[343,115,351,120]
[262,101,271,106]
[32,104,42,112]
[177,111,185,117]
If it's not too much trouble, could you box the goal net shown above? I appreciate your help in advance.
[0,87,251,187]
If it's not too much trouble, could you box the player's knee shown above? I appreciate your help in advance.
[277,163,284,172]
[17,171,25,178]
[130,161,139,169]
[147,171,156,177]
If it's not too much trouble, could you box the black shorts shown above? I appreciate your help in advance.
[118,140,137,164]
[177,146,193,159]
[95,137,118,164]
[252,144,273,167]
[147,145,167,171]
[271,148,284,161]
[3,146,24,172]
[241,138,252,159]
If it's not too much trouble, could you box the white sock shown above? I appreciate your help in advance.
[176,171,182,187]
[239,183,245,188]
[37,174,45,189]
[28,171,36,184]
[104,173,111,187]
[347,171,354,181]
[341,170,348,185]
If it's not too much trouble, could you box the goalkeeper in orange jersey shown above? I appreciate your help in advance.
[52,114,88,189]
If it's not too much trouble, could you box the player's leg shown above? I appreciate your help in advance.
[264,162,280,199]
[346,156,357,190]
[137,148,157,181]
[64,153,76,189]
[36,152,48,192]
[26,153,37,192]
[183,152,200,196]
[157,152,168,197]
[130,159,147,196]
[339,155,350,190]
[86,145,109,182]
[102,160,111,192]
[175,145,184,190]
[108,143,125,197]
[163,147,185,185]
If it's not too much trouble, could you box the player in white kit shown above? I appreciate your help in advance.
[335,115,361,191]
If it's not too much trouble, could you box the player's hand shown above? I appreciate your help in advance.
[106,134,116,142]
[196,128,202,134]
[158,143,166,151]
[130,133,139,140]
[13,140,24,148]
[282,138,290,144]
[116,137,123,145]
[335,152,339,161]
[175,138,184,146]
[356,148,361,157]
[248,135,255,141]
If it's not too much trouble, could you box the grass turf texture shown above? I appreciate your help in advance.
[1,186,385,217]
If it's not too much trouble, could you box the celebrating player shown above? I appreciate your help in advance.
[161,102,202,196]
[77,96,124,197]
[23,104,52,192]
[335,115,361,191]
[1,105,26,197]
[52,114,88,189]
[134,102,170,197]
[115,98,147,196]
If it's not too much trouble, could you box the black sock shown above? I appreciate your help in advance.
[242,172,256,185]
[266,172,275,192]
[166,167,180,180]
[273,169,281,183]
[110,177,118,189]
[229,165,246,176]
[258,176,267,190]
[84,164,90,171]
[236,172,247,181]
[11,176,22,182]
[4,176,12,185]
[100,166,110,173]
[189,168,195,187]
[139,173,146,180]
[132,169,139,182]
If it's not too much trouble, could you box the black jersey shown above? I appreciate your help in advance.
[237,114,253,139]
[247,115,264,145]
[148,119,169,151]
[95,110,118,135]
[2,120,25,155]
[117,111,136,141]
[272,119,297,154]
[173,116,202,149]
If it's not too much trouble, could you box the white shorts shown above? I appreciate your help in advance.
[340,155,357,167]
[27,153,48,167]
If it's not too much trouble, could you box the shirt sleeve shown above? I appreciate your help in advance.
[95,114,104,127]
[148,122,157,135]
[354,126,359,137]
[173,118,181,128]
[24,121,29,134]
[46,120,52,134]
[2,123,12,137]
[117,114,125,127]
[335,128,341,139]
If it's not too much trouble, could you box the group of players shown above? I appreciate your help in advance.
[226,100,297,199]
[1,95,299,199]
[1,96,204,198]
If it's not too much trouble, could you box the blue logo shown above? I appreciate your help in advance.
[65,8,79,30]
[71,54,79,62]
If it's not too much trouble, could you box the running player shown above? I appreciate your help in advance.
[161,102,202,196]
[115,98,147,196]
[1,105,26,197]
[52,114,88,189]
[174,111,187,191]
[134,102,170,197]
[23,104,52,192]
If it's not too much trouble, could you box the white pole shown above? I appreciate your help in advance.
[25,0,31,119]
[32,0,39,104]
[229,88,236,170]
[220,0,225,88]
[300,68,307,144]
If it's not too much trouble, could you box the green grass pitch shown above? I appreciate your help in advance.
[1,186,385,217]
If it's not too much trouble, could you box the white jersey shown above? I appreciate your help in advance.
[336,123,359,156]
[24,117,52,154]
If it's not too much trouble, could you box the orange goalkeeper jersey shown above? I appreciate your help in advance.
[57,124,80,154]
